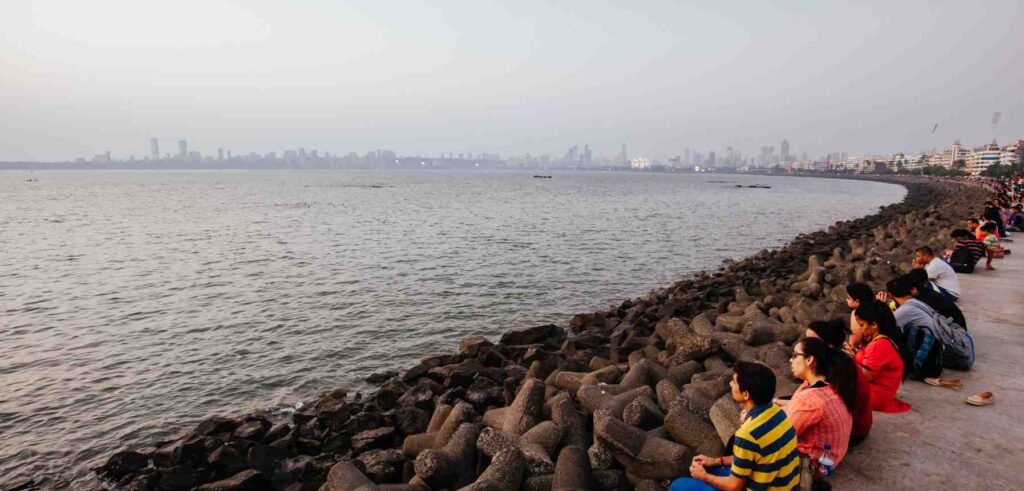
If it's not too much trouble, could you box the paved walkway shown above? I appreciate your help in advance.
[833,249,1024,489]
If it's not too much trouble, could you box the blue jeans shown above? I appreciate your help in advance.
[669,466,731,491]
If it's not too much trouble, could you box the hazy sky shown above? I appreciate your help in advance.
[2,0,1023,161]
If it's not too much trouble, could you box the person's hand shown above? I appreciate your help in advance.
[875,291,892,303]
[692,455,711,466]
[690,460,708,480]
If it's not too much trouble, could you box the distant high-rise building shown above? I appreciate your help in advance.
[621,143,628,165]
[582,144,592,166]
[781,139,790,163]
[150,138,159,160]
[708,151,717,166]
[178,140,188,159]
[218,148,224,160]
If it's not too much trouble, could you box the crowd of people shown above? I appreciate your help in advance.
[670,176,1022,490]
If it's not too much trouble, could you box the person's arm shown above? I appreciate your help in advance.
[690,461,746,491]
[781,394,821,437]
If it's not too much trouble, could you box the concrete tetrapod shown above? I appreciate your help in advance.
[482,378,545,436]
[664,399,726,457]
[413,423,481,489]
[594,409,692,480]
[456,448,526,491]
[551,445,594,491]
[547,391,590,449]
[576,385,653,416]
[324,461,428,491]
[523,469,627,491]
[402,402,476,458]
[476,421,562,476]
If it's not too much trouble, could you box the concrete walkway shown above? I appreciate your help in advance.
[833,249,1024,489]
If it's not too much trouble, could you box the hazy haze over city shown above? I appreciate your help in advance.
[2,0,1023,162]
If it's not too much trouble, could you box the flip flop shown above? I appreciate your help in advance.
[966,392,995,406]
[924,378,963,390]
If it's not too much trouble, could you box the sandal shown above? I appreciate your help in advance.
[966,392,995,406]
[924,378,963,390]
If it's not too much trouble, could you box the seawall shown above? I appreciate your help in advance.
[92,176,992,490]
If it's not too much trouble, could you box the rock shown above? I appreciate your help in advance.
[357,448,405,483]
[351,427,396,454]
[99,451,149,480]
[232,419,270,442]
[197,469,268,491]
[460,336,494,357]
[395,405,431,436]
[366,370,398,385]
[459,448,526,490]
[500,324,565,347]
[194,416,242,437]
[157,464,199,490]
[207,445,246,480]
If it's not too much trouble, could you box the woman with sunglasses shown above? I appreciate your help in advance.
[775,337,854,471]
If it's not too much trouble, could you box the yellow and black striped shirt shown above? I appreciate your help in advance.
[729,403,801,490]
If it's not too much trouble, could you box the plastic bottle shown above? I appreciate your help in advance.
[817,443,835,478]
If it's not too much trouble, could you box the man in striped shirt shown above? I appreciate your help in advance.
[670,361,800,491]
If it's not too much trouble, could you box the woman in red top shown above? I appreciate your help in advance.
[852,301,911,413]
[806,319,872,446]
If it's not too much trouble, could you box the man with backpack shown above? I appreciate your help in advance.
[886,277,943,381]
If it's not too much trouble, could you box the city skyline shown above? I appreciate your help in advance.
[2,1,1023,161]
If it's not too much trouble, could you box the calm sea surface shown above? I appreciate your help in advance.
[0,170,904,488]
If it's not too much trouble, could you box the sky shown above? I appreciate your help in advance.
[1,0,1023,162]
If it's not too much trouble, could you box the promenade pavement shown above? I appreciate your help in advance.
[832,249,1024,489]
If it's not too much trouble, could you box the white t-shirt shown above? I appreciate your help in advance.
[926,257,960,298]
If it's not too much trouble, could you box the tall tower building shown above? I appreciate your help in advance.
[781,139,790,163]
[178,140,188,159]
[150,138,160,160]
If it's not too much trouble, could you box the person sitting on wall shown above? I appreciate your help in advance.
[912,246,960,302]
[946,229,985,273]
[905,269,967,330]
[851,301,910,413]
[884,276,943,381]
[670,361,801,491]
[844,283,874,351]
[774,337,854,470]
[804,319,872,446]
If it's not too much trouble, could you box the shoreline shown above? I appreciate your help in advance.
[89,175,987,491]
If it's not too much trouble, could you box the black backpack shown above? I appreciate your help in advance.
[949,247,975,274]
[901,325,943,380]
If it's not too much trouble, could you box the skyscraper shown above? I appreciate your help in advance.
[781,139,790,163]
[218,148,224,160]
[150,138,159,160]
[178,140,188,159]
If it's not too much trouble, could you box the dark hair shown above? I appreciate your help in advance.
[845,283,874,305]
[950,229,972,239]
[807,319,849,349]
[914,246,934,257]
[733,361,776,406]
[968,217,980,224]
[854,300,901,340]
[798,338,857,414]
[886,276,915,298]
[980,223,997,233]
[906,269,929,289]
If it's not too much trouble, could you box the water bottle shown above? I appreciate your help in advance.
[816,443,835,479]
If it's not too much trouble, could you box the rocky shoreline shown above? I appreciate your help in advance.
[96,176,989,491]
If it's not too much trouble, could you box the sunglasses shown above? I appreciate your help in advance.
[790,352,806,360]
